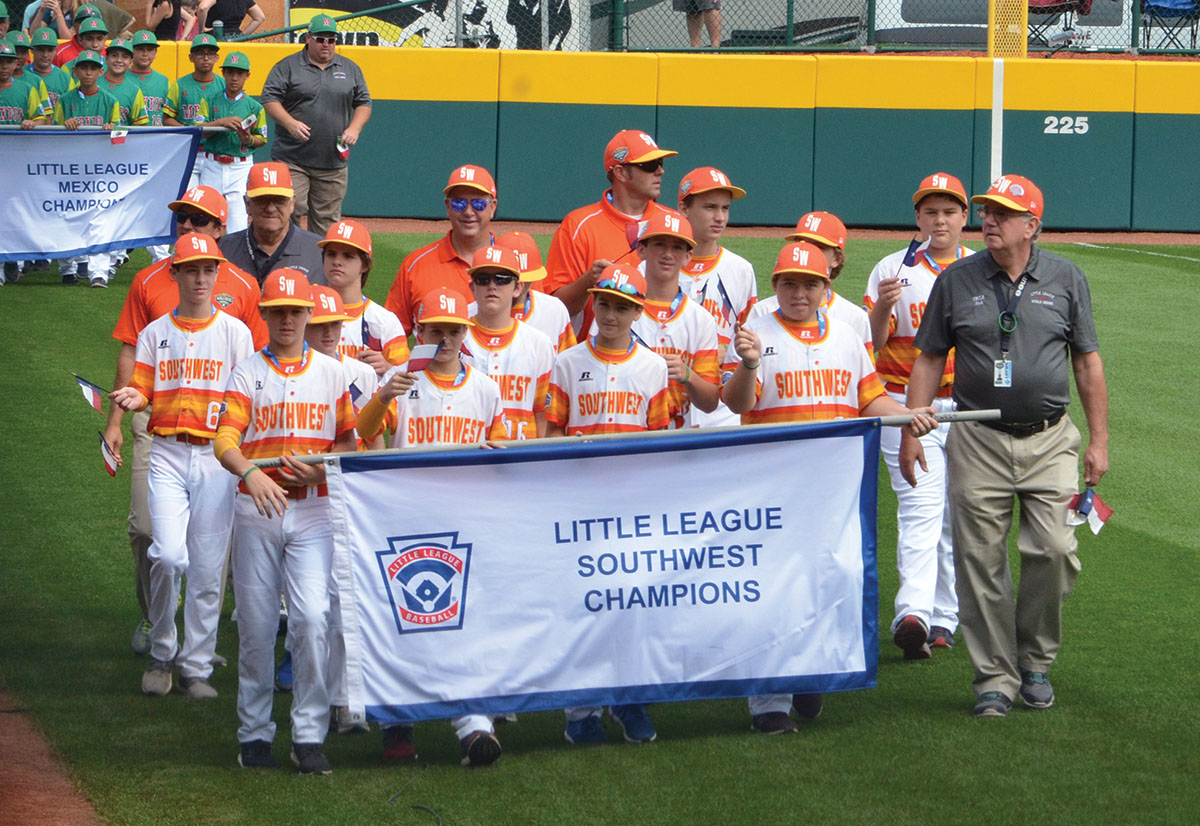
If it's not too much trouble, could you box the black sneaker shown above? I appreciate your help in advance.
[972,691,1012,718]
[928,626,955,648]
[291,742,332,775]
[459,730,502,768]
[1019,670,1055,709]
[3,262,19,284]
[752,712,798,735]
[238,739,278,769]
[381,725,418,761]
[61,272,79,285]
[792,693,823,720]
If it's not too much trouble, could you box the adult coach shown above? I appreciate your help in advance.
[901,174,1109,718]
[219,161,325,286]
[260,14,371,239]
[544,129,677,336]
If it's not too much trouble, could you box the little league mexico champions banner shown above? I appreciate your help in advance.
[0,129,200,262]
[328,419,882,724]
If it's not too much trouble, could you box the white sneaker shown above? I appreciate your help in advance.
[141,657,174,696]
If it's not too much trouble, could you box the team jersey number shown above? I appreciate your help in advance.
[909,301,926,329]
[206,401,224,430]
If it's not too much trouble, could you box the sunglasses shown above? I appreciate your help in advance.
[175,211,215,228]
[624,159,663,173]
[472,272,518,287]
[311,35,337,44]
[448,197,492,213]
[594,277,642,298]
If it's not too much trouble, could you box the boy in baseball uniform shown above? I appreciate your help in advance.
[109,233,255,700]
[864,172,972,658]
[215,267,357,774]
[197,51,266,234]
[723,241,936,734]
[164,34,225,188]
[497,230,577,353]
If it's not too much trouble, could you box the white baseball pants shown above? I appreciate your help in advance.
[197,154,253,234]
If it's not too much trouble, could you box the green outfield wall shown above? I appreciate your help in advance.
[168,44,1200,231]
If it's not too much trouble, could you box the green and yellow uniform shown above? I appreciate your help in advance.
[0,78,45,124]
[28,64,70,110]
[164,73,224,126]
[128,67,170,126]
[199,90,267,158]
[101,75,149,126]
[53,85,120,126]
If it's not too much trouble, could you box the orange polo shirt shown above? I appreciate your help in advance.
[384,233,477,330]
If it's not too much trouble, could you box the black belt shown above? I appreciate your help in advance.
[980,410,1065,438]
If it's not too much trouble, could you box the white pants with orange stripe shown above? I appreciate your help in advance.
[146,436,236,676]
[233,492,332,746]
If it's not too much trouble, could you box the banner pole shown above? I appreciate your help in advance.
[251,409,1002,468]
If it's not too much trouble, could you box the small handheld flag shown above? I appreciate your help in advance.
[1067,486,1113,535]
[901,238,922,268]
[348,380,363,404]
[362,318,383,352]
[74,374,107,413]
[407,342,441,372]
[99,432,118,476]
[110,129,128,146]
[715,278,735,326]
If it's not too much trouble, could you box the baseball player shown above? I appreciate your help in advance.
[100,38,148,126]
[722,241,936,734]
[126,30,169,127]
[54,13,106,67]
[27,27,72,112]
[317,219,410,375]
[164,34,225,188]
[356,287,506,767]
[108,233,254,699]
[626,210,720,429]
[0,41,44,129]
[864,172,972,658]
[105,186,266,658]
[462,245,555,440]
[544,129,678,337]
[675,166,757,426]
[752,212,873,355]
[548,264,668,744]
[196,51,266,235]
[498,230,577,353]
[215,267,357,774]
[6,31,36,89]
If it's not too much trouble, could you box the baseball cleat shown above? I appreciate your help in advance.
[381,725,418,761]
[928,626,955,648]
[131,618,152,656]
[238,739,278,769]
[752,712,799,735]
[141,656,174,696]
[564,715,607,744]
[291,743,332,775]
[610,704,656,743]
[460,730,502,768]
[894,615,932,660]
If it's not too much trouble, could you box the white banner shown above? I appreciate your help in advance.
[0,129,199,261]
[329,420,881,724]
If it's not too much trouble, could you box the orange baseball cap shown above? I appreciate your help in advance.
[168,185,228,223]
[913,171,968,208]
[639,209,695,248]
[246,162,294,198]
[786,211,847,250]
[972,174,1044,218]
[259,268,315,308]
[309,285,351,324]
[172,232,225,264]
[467,245,522,278]
[418,287,473,325]
[443,164,497,198]
[496,231,546,282]
[588,263,648,307]
[773,241,830,281]
[678,166,746,201]
[604,129,677,173]
[317,219,372,257]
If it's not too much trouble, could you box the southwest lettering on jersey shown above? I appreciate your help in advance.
[158,357,225,382]
[254,401,330,432]
[407,416,487,445]
[774,369,852,399]
[494,373,533,403]
[577,390,645,417]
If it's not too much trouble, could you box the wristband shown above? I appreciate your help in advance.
[743,360,760,370]
[240,466,260,483]
[683,364,692,383]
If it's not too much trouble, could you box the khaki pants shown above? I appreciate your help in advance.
[946,417,1082,699]
[286,164,349,240]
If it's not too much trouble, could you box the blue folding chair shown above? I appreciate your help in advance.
[1142,0,1200,49]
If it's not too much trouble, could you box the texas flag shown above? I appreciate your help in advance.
[99,432,119,476]
[406,343,441,372]
[1068,486,1113,535]
[362,319,383,352]
[902,238,923,268]
[75,375,105,413]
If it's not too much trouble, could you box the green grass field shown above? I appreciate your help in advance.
[1,233,1197,825]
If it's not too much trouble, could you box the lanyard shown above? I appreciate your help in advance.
[920,245,966,274]
[992,272,1030,358]
[652,290,684,322]
[263,341,309,373]
[520,290,533,318]
[246,223,294,282]
[774,308,826,340]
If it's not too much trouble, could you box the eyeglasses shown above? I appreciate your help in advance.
[594,277,642,298]
[175,211,214,228]
[976,205,1028,222]
[471,272,518,286]
[624,159,663,173]
[311,35,337,44]
[448,197,492,213]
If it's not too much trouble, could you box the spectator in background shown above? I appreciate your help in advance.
[675,0,721,47]
[145,0,181,42]
[53,7,106,66]
[261,14,371,239]
[200,0,265,38]
[29,0,131,40]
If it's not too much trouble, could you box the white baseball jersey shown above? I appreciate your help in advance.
[385,362,506,448]
[130,310,255,437]
[751,289,873,357]
[624,294,719,429]
[462,320,555,441]
[339,297,411,366]
[219,346,356,489]
[864,244,970,391]
[547,338,671,435]
[516,289,577,353]
[723,312,885,424]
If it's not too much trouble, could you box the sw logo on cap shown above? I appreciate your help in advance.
[377,533,473,634]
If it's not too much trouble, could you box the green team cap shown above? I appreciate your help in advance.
[221,51,250,70]
[75,4,102,22]
[190,33,219,51]
[7,31,31,49]
[78,17,108,35]
[0,1,8,18]
[132,30,158,46]
[308,14,337,34]
[0,42,16,59]
[31,27,59,47]
[107,37,133,54]
[73,49,104,67]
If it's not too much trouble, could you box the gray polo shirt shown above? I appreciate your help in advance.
[219,224,327,287]
[260,47,371,171]
[914,245,1098,422]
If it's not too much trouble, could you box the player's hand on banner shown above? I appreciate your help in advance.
[286,119,311,142]
[904,406,938,438]
[109,386,146,413]
[899,431,928,487]
[379,370,417,402]
[875,276,904,312]
[1083,441,1109,486]
[102,425,124,468]
[278,453,325,486]
[244,467,289,518]
[732,323,762,366]
[64,117,80,131]
[359,348,389,375]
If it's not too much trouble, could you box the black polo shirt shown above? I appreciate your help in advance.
[218,224,326,287]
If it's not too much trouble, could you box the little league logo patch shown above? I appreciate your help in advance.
[214,292,234,308]
[377,533,472,634]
